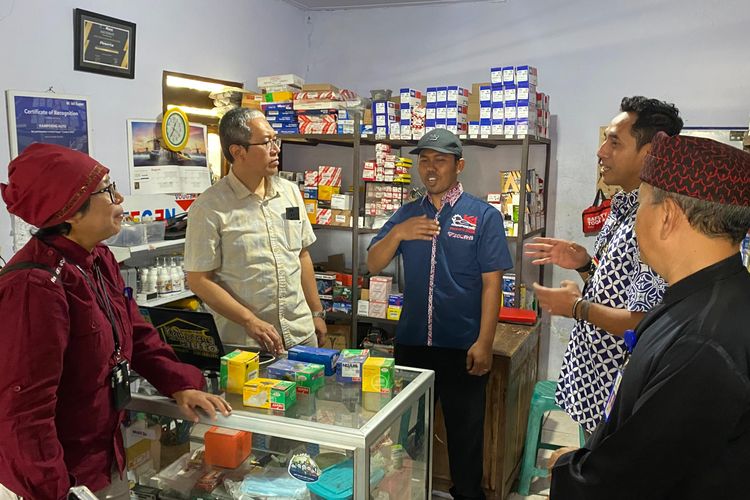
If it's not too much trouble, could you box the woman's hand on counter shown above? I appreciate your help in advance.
[172,389,232,423]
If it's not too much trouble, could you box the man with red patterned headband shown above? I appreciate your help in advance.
[549,133,750,499]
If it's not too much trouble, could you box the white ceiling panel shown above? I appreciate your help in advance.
[282,0,503,11]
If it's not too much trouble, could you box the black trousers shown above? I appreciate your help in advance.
[395,343,489,500]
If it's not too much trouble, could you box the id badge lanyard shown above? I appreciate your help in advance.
[603,329,638,422]
[76,264,123,361]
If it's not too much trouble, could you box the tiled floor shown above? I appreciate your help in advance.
[432,410,581,500]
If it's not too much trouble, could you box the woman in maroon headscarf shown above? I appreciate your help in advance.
[0,144,231,500]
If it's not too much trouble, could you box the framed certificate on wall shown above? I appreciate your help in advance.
[73,8,136,79]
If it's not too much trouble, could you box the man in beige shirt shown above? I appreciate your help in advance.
[184,108,326,353]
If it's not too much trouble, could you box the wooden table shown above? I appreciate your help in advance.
[432,322,540,499]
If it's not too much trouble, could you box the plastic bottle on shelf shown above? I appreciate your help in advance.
[146,266,158,295]
[170,257,183,293]
[156,258,171,296]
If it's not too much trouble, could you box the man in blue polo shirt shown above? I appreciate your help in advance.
[368,128,513,500]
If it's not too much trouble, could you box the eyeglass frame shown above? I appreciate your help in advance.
[91,182,120,204]
[237,137,281,151]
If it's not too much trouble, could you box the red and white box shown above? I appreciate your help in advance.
[304,170,320,187]
[318,166,342,187]
[316,208,332,225]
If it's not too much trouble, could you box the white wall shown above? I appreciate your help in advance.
[305,0,750,378]
[0,0,308,257]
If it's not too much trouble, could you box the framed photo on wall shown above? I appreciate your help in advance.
[73,8,136,79]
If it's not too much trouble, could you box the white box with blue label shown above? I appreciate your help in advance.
[516,65,538,85]
[504,84,517,102]
[436,86,448,104]
[502,66,515,84]
[336,349,371,383]
[426,87,437,103]
[480,85,492,107]
[491,84,504,104]
[490,67,504,84]
[517,82,537,102]
[504,119,516,136]
[491,123,504,135]
[469,122,480,136]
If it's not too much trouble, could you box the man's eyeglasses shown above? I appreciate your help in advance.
[92,182,119,204]
[239,137,281,151]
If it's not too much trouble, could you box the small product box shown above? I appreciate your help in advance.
[490,67,504,85]
[491,84,504,104]
[362,357,395,394]
[504,84,517,102]
[369,276,393,302]
[304,170,320,187]
[304,199,318,224]
[268,359,325,394]
[303,187,318,200]
[243,378,296,410]
[479,85,492,106]
[316,208,332,225]
[386,305,402,321]
[502,66,515,84]
[368,301,387,319]
[357,299,370,316]
[288,345,340,376]
[516,65,538,85]
[318,184,340,201]
[204,426,252,469]
[336,348,371,383]
[220,350,259,394]
[469,121,480,136]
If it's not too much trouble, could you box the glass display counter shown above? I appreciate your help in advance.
[125,365,434,499]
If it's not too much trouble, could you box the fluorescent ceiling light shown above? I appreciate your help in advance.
[165,75,228,93]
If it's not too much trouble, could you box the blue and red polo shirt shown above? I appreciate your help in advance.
[369,183,513,349]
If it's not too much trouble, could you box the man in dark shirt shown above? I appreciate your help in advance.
[550,132,750,499]
[368,129,513,499]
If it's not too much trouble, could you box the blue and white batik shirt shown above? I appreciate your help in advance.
[555,189,666,433]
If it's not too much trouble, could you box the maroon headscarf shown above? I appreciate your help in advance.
[1,143,108,227]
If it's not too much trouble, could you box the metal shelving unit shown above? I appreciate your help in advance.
[281,127,552,342]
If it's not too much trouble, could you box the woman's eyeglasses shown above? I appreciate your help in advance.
[92,182,119,204]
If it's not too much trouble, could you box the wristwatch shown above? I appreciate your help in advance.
[576,258,596,275]
[312,310,326,320]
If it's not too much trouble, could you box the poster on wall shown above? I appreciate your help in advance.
[127,119,210,195]
[5,90,94,252]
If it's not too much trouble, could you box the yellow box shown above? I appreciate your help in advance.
[304,199,318,224]
[317,185,340,201]
[362,357,395,394]
[220,350,259,394]
[263,91,294,102]
[386,305,401,321]
[243,378,297,410]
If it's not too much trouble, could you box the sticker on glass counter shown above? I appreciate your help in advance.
[288,453,321,482]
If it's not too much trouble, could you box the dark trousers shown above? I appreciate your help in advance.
[395,343,489,500]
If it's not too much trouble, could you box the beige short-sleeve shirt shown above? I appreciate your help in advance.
[184,171,316,348]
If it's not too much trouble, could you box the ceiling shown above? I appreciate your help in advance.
[282,0,503,11]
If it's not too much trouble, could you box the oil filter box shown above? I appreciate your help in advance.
[220,350,259,394]
[362,357,395,394]
[288,345,340,376]
[243,378,296,410]
[268,359,325,394]
[336,349,371,383]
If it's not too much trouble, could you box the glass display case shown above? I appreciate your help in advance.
[125,365,434,499]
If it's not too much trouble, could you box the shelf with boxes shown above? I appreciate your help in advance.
[268,65,551,343]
